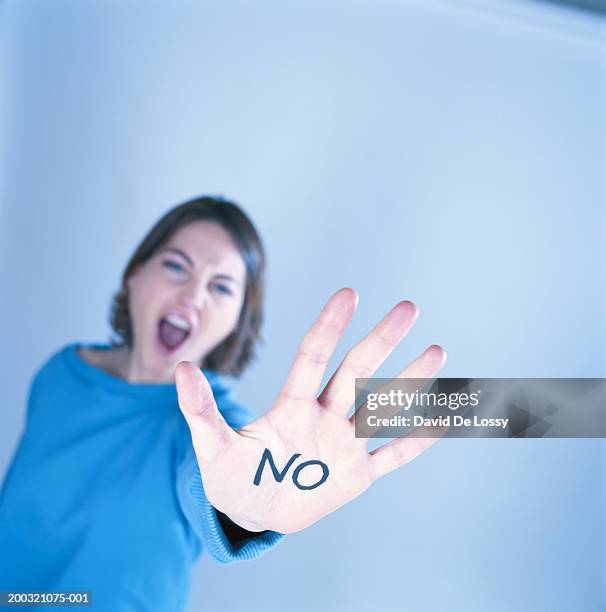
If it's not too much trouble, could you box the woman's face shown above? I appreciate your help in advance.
[126,220,246,382]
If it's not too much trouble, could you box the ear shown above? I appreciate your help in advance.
[125,265,140,290]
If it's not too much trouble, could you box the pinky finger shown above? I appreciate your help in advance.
[368,424,448,481]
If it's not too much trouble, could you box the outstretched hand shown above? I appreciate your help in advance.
[175,288,446,535]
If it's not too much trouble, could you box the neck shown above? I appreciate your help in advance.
[120,347,174,384]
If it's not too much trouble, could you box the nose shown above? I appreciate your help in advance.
[179,277,208,312]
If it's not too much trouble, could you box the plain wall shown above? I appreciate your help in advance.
[1,0,604,610]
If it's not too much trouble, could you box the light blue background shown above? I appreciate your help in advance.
[1,0,605,610]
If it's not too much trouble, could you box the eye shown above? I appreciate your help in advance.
[162,260,186,273]
[213,283,233,296]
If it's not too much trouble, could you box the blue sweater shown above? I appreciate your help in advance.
[0,342,284,611]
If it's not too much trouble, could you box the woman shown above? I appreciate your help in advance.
[0,196,446,611]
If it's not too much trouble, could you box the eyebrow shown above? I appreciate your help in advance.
[163,247,194,267]
[161,247,241,285]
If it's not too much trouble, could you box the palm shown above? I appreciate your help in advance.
[175,288,447,534]
[194,407,373,534]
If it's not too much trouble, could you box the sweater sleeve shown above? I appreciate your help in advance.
[175,388,285,564]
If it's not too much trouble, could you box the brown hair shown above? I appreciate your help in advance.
[108,196,265,377]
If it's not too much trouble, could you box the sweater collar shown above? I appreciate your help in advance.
[63,341,230,399]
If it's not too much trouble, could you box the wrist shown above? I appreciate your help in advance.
[217,510,267,533]
[225,514,267,533]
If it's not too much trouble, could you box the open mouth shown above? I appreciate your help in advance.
[156,313,192,355]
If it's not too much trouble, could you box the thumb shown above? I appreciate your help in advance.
[174,361,235,465]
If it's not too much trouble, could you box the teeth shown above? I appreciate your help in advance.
[164,313,191,331]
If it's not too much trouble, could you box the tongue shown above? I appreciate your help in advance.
[159,319,188,350]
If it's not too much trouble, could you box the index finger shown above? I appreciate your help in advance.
[277,288,358,403]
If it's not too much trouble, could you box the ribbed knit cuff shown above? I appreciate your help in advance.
[177,454,285,564]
